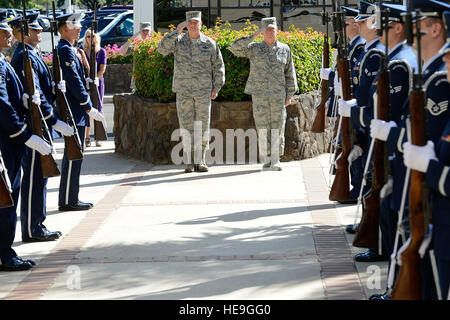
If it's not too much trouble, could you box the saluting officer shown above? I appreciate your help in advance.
[56,13,104,211]
[0,9,51,271]
[8,13,74,242]
[157,11,225,173]
[230,17,297,171]
[374,0,450,300]
[403,10,450,299]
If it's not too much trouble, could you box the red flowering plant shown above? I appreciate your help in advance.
[132,19,332,102]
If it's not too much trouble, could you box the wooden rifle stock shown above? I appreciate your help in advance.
[0,173,13,208]
[392,90,426,300]
[353,66,389,248]
[53,54,83,160]
[311,35,330,133]
[329,58,351,201]
[23,52,60,178]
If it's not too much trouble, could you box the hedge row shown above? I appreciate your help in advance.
[132,20,328,102]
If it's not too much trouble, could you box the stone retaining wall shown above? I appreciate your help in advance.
[113,92,329,165]
[104,64,133,94]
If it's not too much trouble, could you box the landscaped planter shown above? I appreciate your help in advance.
[104,63,133,94]
[113,91,329,165]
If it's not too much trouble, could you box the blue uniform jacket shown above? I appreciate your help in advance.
[0,54,31,154]
[327,35,366,118]
[57,38,91,126]
[386,55,449,211]
[426,118,450,260]
[11,43,58,129]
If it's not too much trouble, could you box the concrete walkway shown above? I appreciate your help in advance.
[0,99,388,300]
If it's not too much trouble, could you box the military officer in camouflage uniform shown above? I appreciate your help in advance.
[230,17,297,171]
[157,11,225,173]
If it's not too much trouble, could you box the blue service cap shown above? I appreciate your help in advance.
[342,6,359,18]
[440,11,450,54]
[372,3,407,29]
[56,12,84,29]
[410,0,450,22]
[8,13,42,31]
[355,0,378,22]
[0,9,12,31]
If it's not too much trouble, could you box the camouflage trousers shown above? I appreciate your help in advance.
[252,95,287,162]
[176,93,212,154]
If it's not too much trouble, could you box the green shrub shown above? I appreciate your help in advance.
[133,20,331,102]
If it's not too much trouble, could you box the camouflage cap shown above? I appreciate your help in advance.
[261,17,277,29]
[186,11,202,22]
[140,22,152,31]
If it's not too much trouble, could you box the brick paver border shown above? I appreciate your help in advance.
[4,164,148,300]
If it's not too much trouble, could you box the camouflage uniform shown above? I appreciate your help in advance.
[157,26,225,158]
[230,21,297,164]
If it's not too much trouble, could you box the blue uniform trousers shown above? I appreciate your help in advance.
[20,146,49,239]
[58,126,85,207]
[0,148,23,264]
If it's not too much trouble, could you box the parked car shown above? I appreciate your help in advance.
[79,11,134,48]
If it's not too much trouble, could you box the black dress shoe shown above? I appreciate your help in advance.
[355,249,389,262]
[41,225,62,237]
[0,257,33,271]
[369,292,391,300]
[16,256,36,266]
[59,201,93,212]
[346,223,359,234]
[22,230,61,242]
[337,199,358,204]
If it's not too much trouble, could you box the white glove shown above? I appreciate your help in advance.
[334,80,342,97]
[338,98,356,117]
[52,120,74,137]
[57,80,66,93]
[25,135,52,155]
[22,93,30,109]
[88,107,104,122]
[347,145,363,164]
[94,77,99,87]
[32,92,41,106]
[403,141,437,173]
[86,77,99,90]
[380,178,393,200]
[51,81,56,95]
[320,68,332,80]
[370,119,397,141]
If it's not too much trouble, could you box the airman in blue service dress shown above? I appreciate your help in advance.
[0,10,51,271]
[8,14,74,242]
[339,3,417,264]
[55,13,104,211]
[370,0,450,300]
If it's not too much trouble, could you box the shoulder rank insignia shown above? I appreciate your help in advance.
[427,98,449,116]
[65,60,75,67]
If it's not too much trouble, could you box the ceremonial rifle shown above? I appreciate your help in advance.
[392,6,429,300]
[89,3,107,142]
[51,1,83,161]
[20,0,60,178]
[329,0,352,201]
[311,0,330,133]
[0,150,14,208]
[353,3,390,248]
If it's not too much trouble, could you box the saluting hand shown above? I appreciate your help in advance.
[177,21,187,34]
[285,98,291,106]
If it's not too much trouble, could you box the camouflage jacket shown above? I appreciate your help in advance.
[230,35,297,98]
[157,30,225,96]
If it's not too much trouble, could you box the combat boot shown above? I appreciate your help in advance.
[195,148,208,172]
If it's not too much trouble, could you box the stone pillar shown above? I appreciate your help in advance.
[133,0,154,34]
[63,0,72,13]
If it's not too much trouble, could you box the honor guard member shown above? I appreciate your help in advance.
[157,11,225,173]
[404,13,450,299]
[340,3,418,263]
[230,17,297,171]
[8,14,74,242]
[56,13,104,211]
[373,0,450,300]
[0,9,51,271]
